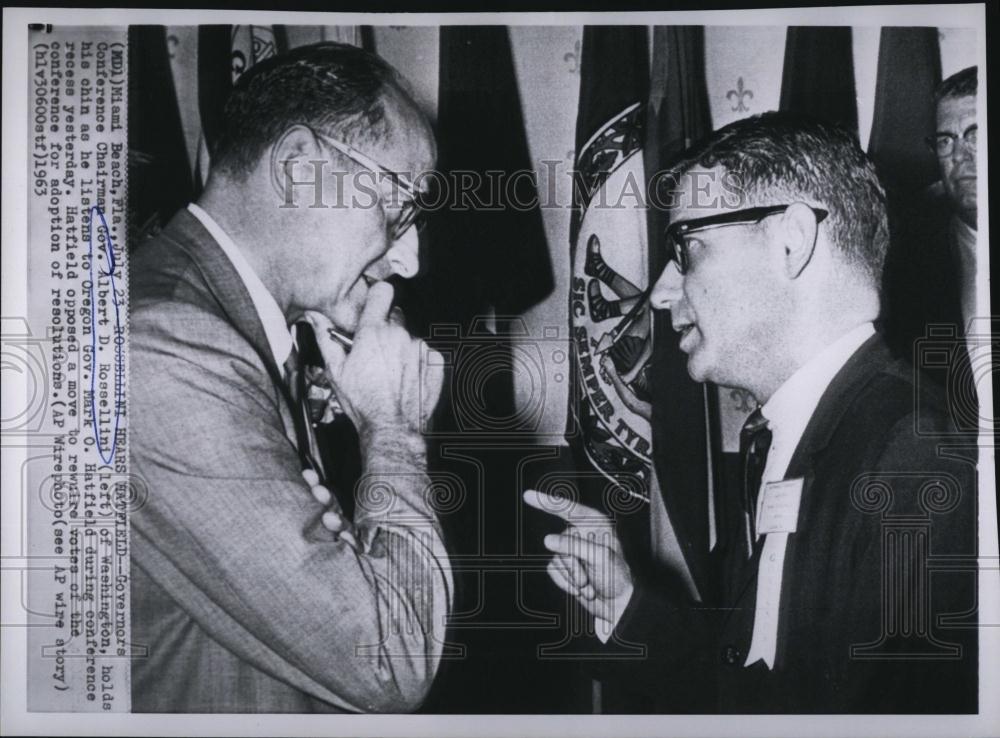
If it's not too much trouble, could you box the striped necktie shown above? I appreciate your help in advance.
[739,407,772,558]
[283,328,327,483]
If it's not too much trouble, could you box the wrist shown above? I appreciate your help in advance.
[362,426,427,468]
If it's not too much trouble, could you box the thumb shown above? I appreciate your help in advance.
[359,281,394,329]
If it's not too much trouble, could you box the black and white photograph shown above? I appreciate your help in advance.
[1,4,995,736]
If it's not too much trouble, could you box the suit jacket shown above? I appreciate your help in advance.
[881,188,966,356]
[600,334,978,713]
[129,209,451,713]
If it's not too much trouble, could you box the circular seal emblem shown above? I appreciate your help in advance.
[570,102,653,493]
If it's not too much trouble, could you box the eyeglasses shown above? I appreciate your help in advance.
[925,125,977,158]
[665,204,829,275]
[311,129,428,239]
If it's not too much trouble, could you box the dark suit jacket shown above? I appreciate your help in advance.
[881,188,966,357]
[600,335,978,713]
[129,209,451,713]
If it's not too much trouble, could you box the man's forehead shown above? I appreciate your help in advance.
[378,86,437,175]
[936,95,976,129]
[670,165,744,221]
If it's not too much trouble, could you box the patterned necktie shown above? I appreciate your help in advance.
[739,407,772,558]
[283,332,327,483]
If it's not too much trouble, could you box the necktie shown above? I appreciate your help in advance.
[283,332,327,483]
[739,407,772,558]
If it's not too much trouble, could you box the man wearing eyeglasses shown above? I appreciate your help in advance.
[527,112,976,712]
[930,66,978,333]
[130,43,451,712]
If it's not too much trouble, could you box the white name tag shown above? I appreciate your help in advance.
[756,478,804,535]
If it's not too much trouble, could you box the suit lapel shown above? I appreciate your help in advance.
[157,208,299,446]
[783,334,891,479]
[724,334,893,610]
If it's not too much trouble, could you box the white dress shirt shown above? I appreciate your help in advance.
[187,203,293,371]
[743,321,875,668]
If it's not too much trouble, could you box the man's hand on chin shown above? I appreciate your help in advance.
[303,281,444,442]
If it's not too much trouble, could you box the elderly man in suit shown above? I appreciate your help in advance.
[130,42,451,713]
[527,112,977,713]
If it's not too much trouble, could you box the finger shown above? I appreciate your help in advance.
[322,509,345,533]
[544,532,596,562]
[559,525,623,556]
[310,482,332,507]
[547,560,600,617]
[301,468,319,487]
[340,530,359,549]
[542,528,618,556]
[557,552,588,589]
[546,558,576,595]
[303,311,348,380]
[523,489,611,525]
[359,281,394,328]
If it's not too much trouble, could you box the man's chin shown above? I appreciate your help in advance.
[685,351,711,384]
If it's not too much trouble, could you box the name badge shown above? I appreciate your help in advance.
[756,478,804,535]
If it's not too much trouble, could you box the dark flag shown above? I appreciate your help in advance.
[128,26,196,244]
[780,26,858,133]
[645,26,718,604]
[869,30,960,361]
[563,25,653,711]
[412,25,568,713]
[567,26,651,566]
[418,26,552,328]
[868,27,942,193]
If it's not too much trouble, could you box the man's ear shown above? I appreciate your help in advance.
[270,125,323,208]
[778,202,820,280]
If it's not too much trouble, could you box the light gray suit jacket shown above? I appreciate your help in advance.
[130,208,451,713]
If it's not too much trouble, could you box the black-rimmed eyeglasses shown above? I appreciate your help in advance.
[925,124,977,159]
[665,204,829,275]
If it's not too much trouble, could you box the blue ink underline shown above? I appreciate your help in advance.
[86,205,124,465]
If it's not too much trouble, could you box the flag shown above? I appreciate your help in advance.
[645,26,717,602]
[780,26,858,133]
[868,27,941,193]
[415,26,551,328]
[567,25,652,565]
[409,25,559,713]
[128,26,196,244]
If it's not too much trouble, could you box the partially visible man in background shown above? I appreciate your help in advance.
[881,66,978,360]
[930,65,978,331]
[130,42,452,713]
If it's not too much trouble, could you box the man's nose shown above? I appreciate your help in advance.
[952,137,975,163]
[385,226,420,279]
[649,260,683,311]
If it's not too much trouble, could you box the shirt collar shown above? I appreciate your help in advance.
[761,322,875,435]
[187,203,294,370]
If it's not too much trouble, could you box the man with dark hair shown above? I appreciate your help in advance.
[930,65,978,330]
[527,112,977,713]
[130,42,452,713]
